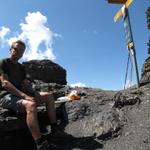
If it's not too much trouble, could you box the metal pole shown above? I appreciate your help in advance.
[126,9,140,88]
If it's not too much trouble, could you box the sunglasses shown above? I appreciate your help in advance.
[12,47,24,51]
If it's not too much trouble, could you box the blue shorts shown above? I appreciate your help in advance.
[0,94,24,114]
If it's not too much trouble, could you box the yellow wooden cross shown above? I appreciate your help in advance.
[114,0,133,22]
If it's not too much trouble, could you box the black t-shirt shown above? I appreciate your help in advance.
[0,58,26,97]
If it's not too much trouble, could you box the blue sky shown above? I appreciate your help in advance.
[0,0,149,90]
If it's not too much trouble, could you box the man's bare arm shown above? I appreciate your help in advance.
[22,79,42,100]
[0,73,34,101]
[22,79,36,95]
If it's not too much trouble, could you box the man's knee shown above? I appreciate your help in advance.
[22,101,37,113]
[40,92,55,102]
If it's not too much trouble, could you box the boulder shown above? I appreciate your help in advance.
[0,84,149,150]
[2,57,150,150]
[140,56,150,85]
[23,60,67,85]
[0,104,68,150]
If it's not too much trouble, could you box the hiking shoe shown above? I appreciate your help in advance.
[50,127,73,139]
[36,140,50,150]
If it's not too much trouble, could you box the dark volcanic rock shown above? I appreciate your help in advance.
[2,58,150,150]
[113,92,141,108]
[102,86,150,150]
[23,60,67,85]
[1,84,150,150]
[140,56,150,85]
[49,85,150,150]
[65,88,125,139]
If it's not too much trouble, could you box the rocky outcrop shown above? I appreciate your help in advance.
[2,59,150,150]
[23,60,67,85]
[140,56,150,85]
[1,82,150,150]
[0,60,68,150]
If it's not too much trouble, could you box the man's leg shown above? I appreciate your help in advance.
[39,92,72,138]
[22,100,41,140]
[0,94,50,150]
[21,100,50,150]
[39,92,56,124]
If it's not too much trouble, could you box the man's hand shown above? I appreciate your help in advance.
[22,79,35,96]
[22,94,35,102]
[34,92,42,104]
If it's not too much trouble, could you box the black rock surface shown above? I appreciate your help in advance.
[23,59,67,85]
[1,84,150,150]
[141,56,150,85]
[1,59,150,150]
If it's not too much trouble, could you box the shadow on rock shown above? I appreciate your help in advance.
[50,136,103,150]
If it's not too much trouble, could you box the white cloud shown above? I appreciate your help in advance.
[1,11,61,61]
[19,11,61,61]
[0,26,10,46]
[8,37,18,46]
[70,82,86,88]
[0,26,10,39]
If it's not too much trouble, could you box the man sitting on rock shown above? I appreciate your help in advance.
[0,40,70,150]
